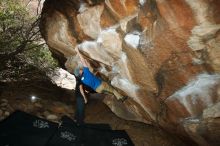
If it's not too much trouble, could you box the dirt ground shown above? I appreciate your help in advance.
[0,84,189,146]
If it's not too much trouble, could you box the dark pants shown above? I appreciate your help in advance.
[74,94,85,124]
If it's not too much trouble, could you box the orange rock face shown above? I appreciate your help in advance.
[40,0,220,145]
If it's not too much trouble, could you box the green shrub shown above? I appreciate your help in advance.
[0,0,58,82]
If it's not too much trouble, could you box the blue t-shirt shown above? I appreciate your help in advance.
[81,67,102,90]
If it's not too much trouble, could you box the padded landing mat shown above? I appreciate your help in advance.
[0,110,134,146]
[59,116,133,146]
[0,110,58,146]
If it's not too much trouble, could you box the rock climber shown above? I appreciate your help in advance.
[75,47,127,102]
[74,75,88,125]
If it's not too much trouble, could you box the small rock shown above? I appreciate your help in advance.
[36,112,44,118]
[1,99,8,103]
[46,114,58,121]
[50,106,66,114]
[0,102,8,107]
[43,111,50,117]
[4,111,10,117]
[34,102,43,108]
[1,107,6,111]
[38,115,44,119]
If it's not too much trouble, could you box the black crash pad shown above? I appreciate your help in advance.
[0,110,58,146]
[0,110,134,146]
[48,116,134,146]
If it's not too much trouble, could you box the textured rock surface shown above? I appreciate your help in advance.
[48,68,76,90]
[40,0,220,145]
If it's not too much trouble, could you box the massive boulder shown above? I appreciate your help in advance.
[40,0,220,145]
